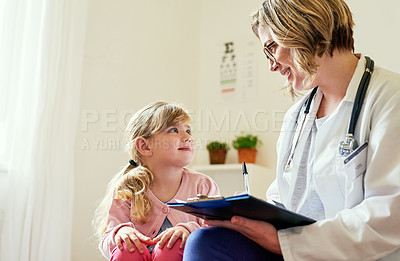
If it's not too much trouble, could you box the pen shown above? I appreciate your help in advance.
[242,162,250,195]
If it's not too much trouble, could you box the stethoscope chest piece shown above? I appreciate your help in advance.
[338,133,357,156]
[284,163,292,172]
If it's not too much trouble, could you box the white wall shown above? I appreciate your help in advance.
[72,1,400,260]
[348,0,400,73]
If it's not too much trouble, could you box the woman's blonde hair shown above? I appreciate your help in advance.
[251,0,354,94]
[93,102,191,240]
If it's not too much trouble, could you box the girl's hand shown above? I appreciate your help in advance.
[204,216,282,255]
[115,226,153,253]
[153,226,189,249]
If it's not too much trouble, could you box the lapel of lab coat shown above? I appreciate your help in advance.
[278,89,323,207]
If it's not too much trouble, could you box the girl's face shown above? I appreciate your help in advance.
[257,26,311,92]
[146,122,194,168]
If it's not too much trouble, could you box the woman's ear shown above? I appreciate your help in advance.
[135,137,152,157]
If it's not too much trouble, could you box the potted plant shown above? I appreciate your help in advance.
[206,141,229,164]
[232,133,262,164]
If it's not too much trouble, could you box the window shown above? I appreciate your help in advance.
[0,0,11,230]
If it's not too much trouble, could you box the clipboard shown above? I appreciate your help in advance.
[167,194,315,230]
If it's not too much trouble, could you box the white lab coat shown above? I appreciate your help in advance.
[267,54,400,260]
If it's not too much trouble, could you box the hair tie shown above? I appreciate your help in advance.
[129,159,139,167]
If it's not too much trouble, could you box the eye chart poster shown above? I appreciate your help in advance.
[219,40,257,102]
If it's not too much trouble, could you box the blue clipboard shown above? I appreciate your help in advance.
[167,194,315,230]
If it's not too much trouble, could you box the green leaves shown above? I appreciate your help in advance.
[206,141,229,150]
[232,134,262,149]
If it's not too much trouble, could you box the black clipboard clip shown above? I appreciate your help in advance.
[187,194,224,203]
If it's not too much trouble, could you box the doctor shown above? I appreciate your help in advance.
[183,0,400,260]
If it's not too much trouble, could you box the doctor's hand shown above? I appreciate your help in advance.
[204,216,282,255]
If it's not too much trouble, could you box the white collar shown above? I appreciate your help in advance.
[342,53,367,102]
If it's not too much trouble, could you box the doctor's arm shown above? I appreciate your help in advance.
[265,179,280,204]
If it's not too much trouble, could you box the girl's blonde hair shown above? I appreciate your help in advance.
[251,0,354,95]
[93,102,191,240]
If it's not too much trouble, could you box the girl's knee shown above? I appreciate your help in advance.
[110,243,151,261]
[152,239,184,261]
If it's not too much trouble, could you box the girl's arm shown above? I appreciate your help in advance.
[99,198,135,259]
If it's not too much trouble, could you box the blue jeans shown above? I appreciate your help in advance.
[183,227,284,261]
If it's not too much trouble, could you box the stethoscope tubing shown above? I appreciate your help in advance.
[348,57,374,135]
[284,56,374,172]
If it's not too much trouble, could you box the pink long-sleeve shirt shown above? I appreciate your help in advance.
[99,168,220,259]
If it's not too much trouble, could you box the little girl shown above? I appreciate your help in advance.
[93,102,220,261]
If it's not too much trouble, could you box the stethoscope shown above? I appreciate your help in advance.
[284,56,374,172]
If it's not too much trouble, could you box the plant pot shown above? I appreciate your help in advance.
[208,148,227,164]
[237,148,257,164]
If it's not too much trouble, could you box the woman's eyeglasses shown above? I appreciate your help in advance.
[264,41,277,64]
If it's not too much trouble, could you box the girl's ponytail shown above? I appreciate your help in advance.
[92,163,154,240]
[115,165,154,224]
